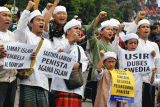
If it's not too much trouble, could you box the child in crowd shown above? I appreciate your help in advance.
[94,51,125,107]
[112,23,156,107]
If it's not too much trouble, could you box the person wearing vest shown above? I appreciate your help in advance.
[0,7,17,107]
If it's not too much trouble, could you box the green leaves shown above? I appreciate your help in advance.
[5,0,141,23]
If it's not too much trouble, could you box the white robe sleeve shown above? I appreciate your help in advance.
[95,69,104,80]
[126,21,138,34]
[152,79,160,86]
[112,36,123,57]
[17,10,30,43]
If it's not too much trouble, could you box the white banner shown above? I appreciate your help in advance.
[4,42,36,69]
[122,51,153,74]
[35,47,76,79]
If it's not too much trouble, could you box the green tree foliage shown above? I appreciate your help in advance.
[5,0,141,23]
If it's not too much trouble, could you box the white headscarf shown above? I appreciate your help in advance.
[53,6,67,15]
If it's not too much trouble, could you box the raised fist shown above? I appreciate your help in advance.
[98,11,107,19]
[26,1,35,11]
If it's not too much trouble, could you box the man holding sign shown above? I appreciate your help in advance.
[16,1,53,107]
[50,19,88,107]
[0,6,18,107]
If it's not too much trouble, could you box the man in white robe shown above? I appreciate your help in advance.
[16,1,53,107]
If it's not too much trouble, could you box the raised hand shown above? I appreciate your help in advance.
[26,1,35,11]
[98,11,107,19]
[152,67,157,74]
[118,23,125,32]
[30,51,36,60]
[46,3,52,10]
[53,0,60,5]
[100,50,105,57]
[151,50,156,57]
[137,11,147,19]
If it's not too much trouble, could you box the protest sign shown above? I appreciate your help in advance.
[110,69,135,103]
[35,47,76,80]
[122,51,153,74]
[4,41,36,69]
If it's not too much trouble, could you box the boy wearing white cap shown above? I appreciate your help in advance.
[50,19,88,107]
[94,50,125,107]
[16,1,53,107]
[87,11,115,105]
[0,6,17,107]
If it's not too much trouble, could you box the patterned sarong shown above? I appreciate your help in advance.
[54,91,82,107]
[19,85,49,107]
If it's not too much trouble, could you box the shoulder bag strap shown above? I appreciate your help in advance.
[30,37,44,68]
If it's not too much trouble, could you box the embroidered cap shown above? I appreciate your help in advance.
[98,20,114,33]
[0,7,10,12]
[29,10,43,22]
[110,18,120,27]
[123,33,139,42]
[137,19,150,28]
[103,51,117,61]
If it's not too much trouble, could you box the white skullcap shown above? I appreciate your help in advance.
[123,33,139,42]
[29,10,43,22]
[53,6,67,15]
[74,15,78,19]
[98,20,113,33]
[103,51,117,61]
[64,19,81,33]
[110,18,120,27]
[0,7,10,12]
[137,19,150,28]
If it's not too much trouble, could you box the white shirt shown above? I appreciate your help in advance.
[137,38,160,83]
[0,30,17,83]
[152,79,160,86]
[0,31,10,41]
[51,43,88,96]
[17,10,52,91]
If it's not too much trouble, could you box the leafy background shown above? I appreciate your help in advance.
[3,0,141,24]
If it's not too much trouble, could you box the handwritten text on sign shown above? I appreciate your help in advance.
[122,51,153,74]
[110,69,135,103]
[35,47,76,79]
[4,42,36,69]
